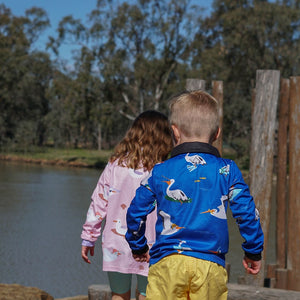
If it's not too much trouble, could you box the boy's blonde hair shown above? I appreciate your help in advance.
[169,90,219,143]
[110,110,173,171]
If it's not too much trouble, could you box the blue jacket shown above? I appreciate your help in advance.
[126,142,264,267]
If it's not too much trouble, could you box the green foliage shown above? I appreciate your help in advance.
[192,0,300,152]
[1,0,300,163]
[0,5,52,149]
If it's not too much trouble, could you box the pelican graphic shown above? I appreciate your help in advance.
[86,206,103,223]
[103,247,121,262]
[129,168,144,179]
[141,172,153,192]
[159,210,184,235]
[229,185,242,202]
[163,178,192,204]
[109,187,120,196]
[185,153,206,172]
[201,195,228,219]
[132,220,145,237]
[219,165,230,176]
[209,246,222,254]
[111,219,127,237]
[173,240,192,253]
[103,186,120,199]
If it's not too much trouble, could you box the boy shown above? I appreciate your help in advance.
[125,90,264,299]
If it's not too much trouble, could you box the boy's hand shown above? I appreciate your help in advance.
[133,251,150,263]
[243,256,261,275]
[81,245,94,264]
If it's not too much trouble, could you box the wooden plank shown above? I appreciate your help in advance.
[276,268,288,290]
[247,70,280,286]
[287,76,300,291]
[267,264,277,279]
[185,79,206,91]
[212,81,224,156]
[276,79,290,270]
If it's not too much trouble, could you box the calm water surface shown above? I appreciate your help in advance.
[0,161,275,298]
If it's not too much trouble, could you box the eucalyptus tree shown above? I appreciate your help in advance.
[0,4,52,149]
[191,0,300,161]
[49,0,201,122]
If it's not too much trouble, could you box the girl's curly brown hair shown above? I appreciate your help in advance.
[110,110,173,171]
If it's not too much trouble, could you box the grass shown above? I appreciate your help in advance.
[0,147,112,169]
[0,144,249,175]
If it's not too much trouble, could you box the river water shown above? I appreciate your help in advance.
[0,161,275,298]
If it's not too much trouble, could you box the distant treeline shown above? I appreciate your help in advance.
[1,0,299,163]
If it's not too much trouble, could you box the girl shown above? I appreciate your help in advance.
[81,110,173,300]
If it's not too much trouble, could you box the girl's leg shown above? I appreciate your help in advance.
[136,274,148,300]
[111,291,131,300]
[107,272,132,300]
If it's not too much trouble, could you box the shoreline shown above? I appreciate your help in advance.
[0,152,109,169]
[0,154,92,168]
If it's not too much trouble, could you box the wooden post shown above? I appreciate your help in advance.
[276,269,288,290]
[185,79,206,91]
[248,70,280,286]
[287,76,300,291]
[276,79,290,272]
[212,81,223,156]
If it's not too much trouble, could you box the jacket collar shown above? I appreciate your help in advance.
[171,142,221,158]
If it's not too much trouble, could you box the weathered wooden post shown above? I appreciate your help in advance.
[247,70,280,286]
[274,79,290,289]
[287,76,300,291]
[212,81,224,156]
[185,79,206,91]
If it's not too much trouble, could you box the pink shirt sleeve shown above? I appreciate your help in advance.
[81,162,111,243]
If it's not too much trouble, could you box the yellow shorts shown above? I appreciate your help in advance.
[146,254,228,300]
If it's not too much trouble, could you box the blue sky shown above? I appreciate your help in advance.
[2,0,214,60]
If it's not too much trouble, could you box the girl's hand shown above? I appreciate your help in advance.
[133,251,150,263]
[81,245,94,264]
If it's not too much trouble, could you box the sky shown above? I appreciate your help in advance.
[2,0,214,60]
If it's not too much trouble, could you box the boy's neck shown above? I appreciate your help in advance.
[174,137,210,147]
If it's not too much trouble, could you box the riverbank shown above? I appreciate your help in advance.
[0,148,112,169]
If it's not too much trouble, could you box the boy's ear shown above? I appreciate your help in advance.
[212,127,221,142]
[171,124,181,145]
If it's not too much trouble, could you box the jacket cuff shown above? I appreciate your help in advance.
[244,251,261,261]
[132,245,149,255]
[82,240,95,247]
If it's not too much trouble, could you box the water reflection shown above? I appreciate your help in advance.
[0,161,107,298]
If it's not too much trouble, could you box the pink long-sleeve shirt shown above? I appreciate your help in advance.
[81,159,156,276]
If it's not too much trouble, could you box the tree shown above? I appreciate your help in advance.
[0,4,52,149]
[191,0,300,161]
[50,0,202,120]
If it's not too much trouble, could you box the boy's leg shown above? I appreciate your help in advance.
[189,260,228,300]
[146,254,190,300]
[107,271,132,300]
